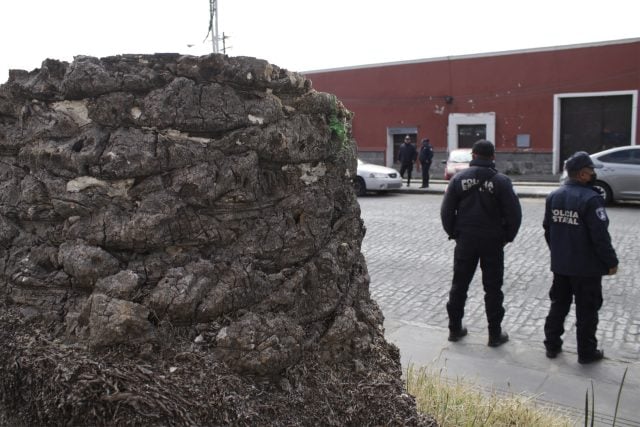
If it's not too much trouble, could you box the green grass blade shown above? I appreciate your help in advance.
[584,388,589,427]
[612,367,628,427]
[590,381,595,427]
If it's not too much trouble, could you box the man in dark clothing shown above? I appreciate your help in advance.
[543,151,618,364]
[418,138,434,188]
[398,135,417,186]
[440,140,522,347]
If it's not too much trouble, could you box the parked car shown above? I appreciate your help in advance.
[442,148,472,180]
[354,159,403,196]
[560,146,640,203]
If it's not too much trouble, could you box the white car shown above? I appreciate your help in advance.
[560,145,640,203]
[354,159,403,196]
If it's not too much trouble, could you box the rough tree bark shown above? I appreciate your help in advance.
[0,54,435,426]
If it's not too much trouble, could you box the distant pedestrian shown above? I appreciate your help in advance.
[398,135,417,186]
[542,151,618,364]
[440,140,522,347]
[418,138,434,188]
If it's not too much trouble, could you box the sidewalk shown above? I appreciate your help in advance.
[393,178,559,198]
[385,319,640,425]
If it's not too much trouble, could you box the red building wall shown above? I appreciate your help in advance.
[305,39,640,160]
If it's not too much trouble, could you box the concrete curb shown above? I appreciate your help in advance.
[389,179,557,198]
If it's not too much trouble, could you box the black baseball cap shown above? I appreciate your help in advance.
[564,151,601,172]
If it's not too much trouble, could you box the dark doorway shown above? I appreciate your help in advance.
[458,125,486,148]
[559,95,632,170]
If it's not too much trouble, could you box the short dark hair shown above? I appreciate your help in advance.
[472,140,495,158]
[568,169,581,179]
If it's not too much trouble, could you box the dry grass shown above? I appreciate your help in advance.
[0,305,433,426]
[406,364,578,427]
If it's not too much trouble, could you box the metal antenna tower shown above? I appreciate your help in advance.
[208,0,220,53]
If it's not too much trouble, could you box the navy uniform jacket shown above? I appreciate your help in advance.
[440,159,522,243]
[543,180,618,276]
[419,145,434,163]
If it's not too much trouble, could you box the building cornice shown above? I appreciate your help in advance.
[303,37,640,74]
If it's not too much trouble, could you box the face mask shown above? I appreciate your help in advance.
[587,172,597,186]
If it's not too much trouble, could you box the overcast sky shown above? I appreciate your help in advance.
[1,0,638,83]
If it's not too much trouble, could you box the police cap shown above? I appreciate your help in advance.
[564,151,601,172]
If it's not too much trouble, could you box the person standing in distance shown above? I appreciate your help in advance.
[440,140,522,347]
[543,151,618,364]
[398,135,417,187]
[418,138,434,188]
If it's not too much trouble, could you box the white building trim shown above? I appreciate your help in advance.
[447,112,496,151]
[386,127,417,166]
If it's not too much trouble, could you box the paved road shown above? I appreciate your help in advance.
[359,192,640,362]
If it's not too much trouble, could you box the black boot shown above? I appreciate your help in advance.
[578,349,604,364]
[488,332,509,347]
[545,347,562,359]
[448,327,468,342]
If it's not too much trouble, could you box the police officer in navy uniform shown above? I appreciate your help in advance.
[440,140,522,347]
[418,138,434,188]
[543,151,618,364]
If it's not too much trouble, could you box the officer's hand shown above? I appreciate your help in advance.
[608,266,618,275]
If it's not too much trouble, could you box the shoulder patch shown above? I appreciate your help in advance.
[596,207,608,221]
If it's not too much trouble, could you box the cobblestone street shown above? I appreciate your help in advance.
[359,193,640,362]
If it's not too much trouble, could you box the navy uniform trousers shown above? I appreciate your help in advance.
[420,161,431,187]
[544,273,602,356]
[446,236,505,336]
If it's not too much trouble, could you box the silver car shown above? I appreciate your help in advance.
[561,146,640,203]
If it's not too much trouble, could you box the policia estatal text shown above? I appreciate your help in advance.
[543,151,618,364]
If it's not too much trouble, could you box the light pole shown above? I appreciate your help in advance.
[208,0,219,53]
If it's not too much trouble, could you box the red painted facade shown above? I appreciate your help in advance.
[305,39,640,172]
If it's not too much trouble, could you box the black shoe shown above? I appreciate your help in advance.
[488,332,509,347]
[578,349,604,364]
[546,347,562,359]
[448,327,468,342]
[419,185,427,188]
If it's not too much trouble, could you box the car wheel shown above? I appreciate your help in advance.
[354,177,367,196]
[593,180,613,204]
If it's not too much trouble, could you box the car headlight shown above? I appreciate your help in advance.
[368,172,388,178]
